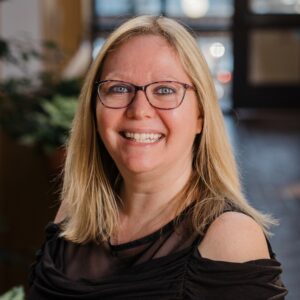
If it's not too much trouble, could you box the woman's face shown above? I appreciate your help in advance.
[96,35,202,177]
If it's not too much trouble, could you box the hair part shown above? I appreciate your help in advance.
[59,15,277,244]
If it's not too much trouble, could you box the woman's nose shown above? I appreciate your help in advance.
[126,90,156,119]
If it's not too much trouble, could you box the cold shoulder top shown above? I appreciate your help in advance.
[28,205,288,299]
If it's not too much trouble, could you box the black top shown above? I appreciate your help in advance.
[28,205,288,299]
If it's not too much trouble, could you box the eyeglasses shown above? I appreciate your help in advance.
[95,80,195,110]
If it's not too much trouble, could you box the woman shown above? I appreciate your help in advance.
[29,16,287,299]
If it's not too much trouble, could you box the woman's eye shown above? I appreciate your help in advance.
[155,86,176,95]
[109,85,131,94]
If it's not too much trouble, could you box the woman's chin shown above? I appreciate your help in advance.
[118,160,161,177]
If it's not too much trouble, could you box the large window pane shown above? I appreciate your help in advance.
[95,0,161,16]
[250,0,300,14]
[249,29,300,85]
[166,0,233,18]
[95,0,234,18]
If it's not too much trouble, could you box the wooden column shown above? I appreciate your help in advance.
[41,0,85,72]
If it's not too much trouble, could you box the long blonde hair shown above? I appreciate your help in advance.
[59,15,277,243]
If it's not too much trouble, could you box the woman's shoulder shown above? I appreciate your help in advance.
[198,211,271,263]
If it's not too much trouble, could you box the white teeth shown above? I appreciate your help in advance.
[123,132,162,143]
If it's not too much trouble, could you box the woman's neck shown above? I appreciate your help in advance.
[110,163,193,244]
[119,161,193,224]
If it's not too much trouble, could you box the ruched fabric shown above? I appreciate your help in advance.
[28,208,288,299]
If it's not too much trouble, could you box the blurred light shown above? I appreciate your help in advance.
[281,0,296,5]
[295,0,300,13]
[62,41,92,79]
[209,42,225,58]
[93,46,101,59]
[181,0,209,18]
[214,81,224,99]
[93,38,106,59]
[217,71,232,84]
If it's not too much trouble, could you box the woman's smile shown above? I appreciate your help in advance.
[122,131,163,143]
[119,129,165,145]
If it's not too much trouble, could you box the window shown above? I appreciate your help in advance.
[250,0,300,14]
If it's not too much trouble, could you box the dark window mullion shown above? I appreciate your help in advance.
[246,14,300,28]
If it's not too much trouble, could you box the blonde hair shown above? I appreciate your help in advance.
[59,15,277,243]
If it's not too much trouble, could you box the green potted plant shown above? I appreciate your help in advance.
[0,37,81,161]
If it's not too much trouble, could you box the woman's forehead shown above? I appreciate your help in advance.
[100,35,190,83]
[103,35,176,67]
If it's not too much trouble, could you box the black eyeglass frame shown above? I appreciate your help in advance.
[95,80,195,110]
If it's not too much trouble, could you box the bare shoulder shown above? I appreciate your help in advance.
[198,211,271,263]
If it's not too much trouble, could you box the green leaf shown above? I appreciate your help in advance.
[43,40,58,49]
[0,286,25,300]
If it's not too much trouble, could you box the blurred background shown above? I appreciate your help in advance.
[0,0,299,298]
